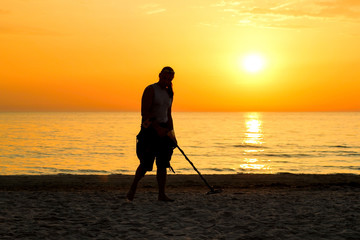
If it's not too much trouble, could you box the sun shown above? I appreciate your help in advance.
[242,54,266,73]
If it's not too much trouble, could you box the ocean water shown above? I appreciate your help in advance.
[0,112,359,175]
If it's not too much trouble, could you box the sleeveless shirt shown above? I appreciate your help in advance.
[150,83,173,124]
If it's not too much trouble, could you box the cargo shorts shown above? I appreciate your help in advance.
[136,126,175,171]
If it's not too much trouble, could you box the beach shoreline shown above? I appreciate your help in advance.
[1,174,360,239]
[1,173,360,191]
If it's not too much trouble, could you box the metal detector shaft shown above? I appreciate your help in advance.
[176,145,215,192]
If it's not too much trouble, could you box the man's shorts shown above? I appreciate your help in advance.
[136,127,175,171]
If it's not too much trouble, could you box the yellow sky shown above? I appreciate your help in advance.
[1,0,360,111]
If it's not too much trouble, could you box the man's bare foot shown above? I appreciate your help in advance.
[158,195,174,202]
[126,190,135,201]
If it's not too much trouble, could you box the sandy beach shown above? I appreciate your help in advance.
[1,174,360,239]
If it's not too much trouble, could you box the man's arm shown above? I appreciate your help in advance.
[167,104,174,130]
[166,104,177,145]
[141,85,154,123]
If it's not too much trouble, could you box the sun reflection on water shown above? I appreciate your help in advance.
[240,113,271,172]
[244,114,263,145]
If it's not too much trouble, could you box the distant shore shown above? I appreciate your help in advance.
[1,173,360,239]
[1,173,360,191]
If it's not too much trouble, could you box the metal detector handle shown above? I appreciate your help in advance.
[176,145,215,192]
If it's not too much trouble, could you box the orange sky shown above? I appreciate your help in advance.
[1,0,359,112]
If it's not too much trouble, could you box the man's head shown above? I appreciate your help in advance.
[159,66,175,87]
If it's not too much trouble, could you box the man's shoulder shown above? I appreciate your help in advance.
[146,83,157,88]
[143,84,155,95]
[146,83,159,91]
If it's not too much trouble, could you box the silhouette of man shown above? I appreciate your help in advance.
[127,66,177,201]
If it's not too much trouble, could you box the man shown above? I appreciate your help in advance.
[127,66,177,202]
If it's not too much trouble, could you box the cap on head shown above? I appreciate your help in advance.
[160,66,175,74]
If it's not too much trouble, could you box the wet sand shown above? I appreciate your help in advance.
[1,174,360,239]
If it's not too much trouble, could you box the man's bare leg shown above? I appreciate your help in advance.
[157,168,174,201]
[127,165,146,201]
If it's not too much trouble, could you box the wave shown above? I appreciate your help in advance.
[324,165,360,171]
[184,145,206,149]
[28,167,111,174]
[336,153,360,157]
[329,145,353,149]
[348,166,360,170]
[201,167,237,172]
[255,153,313,158]
[77,169,110,174]
[175,167,237,173]
[233,144,266,149]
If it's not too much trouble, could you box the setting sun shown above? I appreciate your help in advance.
[242,54,266,73]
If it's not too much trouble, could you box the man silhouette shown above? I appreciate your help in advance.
[127,66,177,202]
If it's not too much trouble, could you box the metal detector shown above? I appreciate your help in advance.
[176,145,222,195]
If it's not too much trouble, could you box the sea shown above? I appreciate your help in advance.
[0,112,359,175]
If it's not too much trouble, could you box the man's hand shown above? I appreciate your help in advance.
[167,130,178,146]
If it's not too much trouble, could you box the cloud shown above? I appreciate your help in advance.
[225,0,360,19]
[206,0,360,29]
[146,8,166,15]
[140,3,166,15]
[318,0,360,7]
[316,0,360,18]
[211,1,241,8]
[249,7,309,18]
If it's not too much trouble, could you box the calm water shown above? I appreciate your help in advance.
[0,112,359,175]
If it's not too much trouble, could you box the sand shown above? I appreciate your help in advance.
[1,174,360,239]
